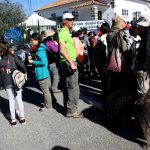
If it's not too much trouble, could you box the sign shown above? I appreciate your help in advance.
[74,20,104,30]
[3,27,23,44]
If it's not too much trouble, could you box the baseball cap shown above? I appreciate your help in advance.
[62,13,75,20]
[137,14,150,27]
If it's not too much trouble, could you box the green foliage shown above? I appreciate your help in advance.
[0,0,26,34]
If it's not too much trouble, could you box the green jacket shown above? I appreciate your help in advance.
[106,30,128,54]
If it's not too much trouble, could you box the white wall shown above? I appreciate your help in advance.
[37,0,150,22]
[115,0,150,22]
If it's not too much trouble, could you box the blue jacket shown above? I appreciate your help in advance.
[32,43,50,81]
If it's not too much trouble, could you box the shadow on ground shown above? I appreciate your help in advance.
[82,105,144,148]
[51,146,70,150]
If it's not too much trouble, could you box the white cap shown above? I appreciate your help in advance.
[62,13,75,20]
[72,25,80,32]
[137,14,150,27]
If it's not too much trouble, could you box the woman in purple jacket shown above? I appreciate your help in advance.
[43,34,61,93]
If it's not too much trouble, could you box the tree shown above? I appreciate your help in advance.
[0,0,26,34]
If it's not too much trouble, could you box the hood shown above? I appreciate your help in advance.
[107,30,118,42]
[38,43,46,51]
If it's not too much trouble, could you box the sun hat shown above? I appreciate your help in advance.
[62,13,75,20]
[137,14,150,27]
[111,15,126,31]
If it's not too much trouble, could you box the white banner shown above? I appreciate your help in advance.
[74,20,104,30]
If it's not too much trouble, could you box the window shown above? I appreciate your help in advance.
[63,11,68,14]
[51,13,56,20]
[98,11,102,20]
[122,9,128,16]
[136,11,141,18]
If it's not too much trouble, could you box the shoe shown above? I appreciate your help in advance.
[10,120,17,127]
[39,107,52,112]
[19,118,26,125]
[52,89,61,93]
[66,112,83,118]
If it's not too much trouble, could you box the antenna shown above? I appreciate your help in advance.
[28,0,32,15]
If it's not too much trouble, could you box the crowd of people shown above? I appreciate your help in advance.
[0,12,150,148]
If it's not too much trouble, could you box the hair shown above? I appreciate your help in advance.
[129,26,138,36]
[41,31,45,35]
[72,30,82,37]
[100,22,111,34]
[0,43,10,56]
[42,36,53,44]
[31,33,42,44]
[82,28,87,34]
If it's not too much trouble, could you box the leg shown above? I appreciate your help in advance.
[39,77,52,109]
[6,88,16,120]
[15,89,24,118]
[50,63,60,91]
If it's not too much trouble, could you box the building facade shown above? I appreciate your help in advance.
[36,0,150,23]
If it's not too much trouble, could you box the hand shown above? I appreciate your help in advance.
[137,70,144,76]
[70,61,77,70]
[28,59,33,64]
[54,41,58,45]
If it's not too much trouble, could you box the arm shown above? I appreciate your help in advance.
[32,51,46,67]
[0,60,6,68]
[60,42,77,70]
[14,54,27,73]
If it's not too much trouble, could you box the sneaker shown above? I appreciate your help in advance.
[52,89,61,93]
[39,107,52,112]
[10,120,17,127]
[66,112,83,118]
[19,118,26,125]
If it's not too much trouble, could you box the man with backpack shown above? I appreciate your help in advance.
[136,15,150,97]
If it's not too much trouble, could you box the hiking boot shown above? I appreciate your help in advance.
[66,112,83,118]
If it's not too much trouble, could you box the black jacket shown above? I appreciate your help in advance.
[137,27,150,72]
[0,60,6,68]
[0,54,27,88]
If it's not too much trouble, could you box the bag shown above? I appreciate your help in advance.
[137,72,150,95]
[107,32,126,72]
[12,70,27,89]
[77,54,84,63]
[107,48,122,72]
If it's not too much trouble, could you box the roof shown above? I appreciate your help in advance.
[70,1,109,9]
[37,0,76,11]
[36,0,111,11]
[21,13,56,26]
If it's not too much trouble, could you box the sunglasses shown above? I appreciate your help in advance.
[66,18,74,21]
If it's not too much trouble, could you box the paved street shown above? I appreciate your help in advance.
[0,78,144,150]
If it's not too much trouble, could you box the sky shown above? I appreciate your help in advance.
[12,0,56,15]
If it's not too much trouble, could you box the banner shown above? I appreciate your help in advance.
[74,20,104,30]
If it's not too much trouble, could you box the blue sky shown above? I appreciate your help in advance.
[12,0,56,15]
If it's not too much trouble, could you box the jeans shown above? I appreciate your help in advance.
[49,63,59,90]
[60,62,80,114]
[6,88,24,120]
[38,76,52,109]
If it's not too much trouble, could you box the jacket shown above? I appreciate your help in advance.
[137,27,150,72]
[106,30,128,54]
[32,43,50,81]
[0,54,27,88]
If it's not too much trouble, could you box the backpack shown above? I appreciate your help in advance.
[12,70,27,89]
